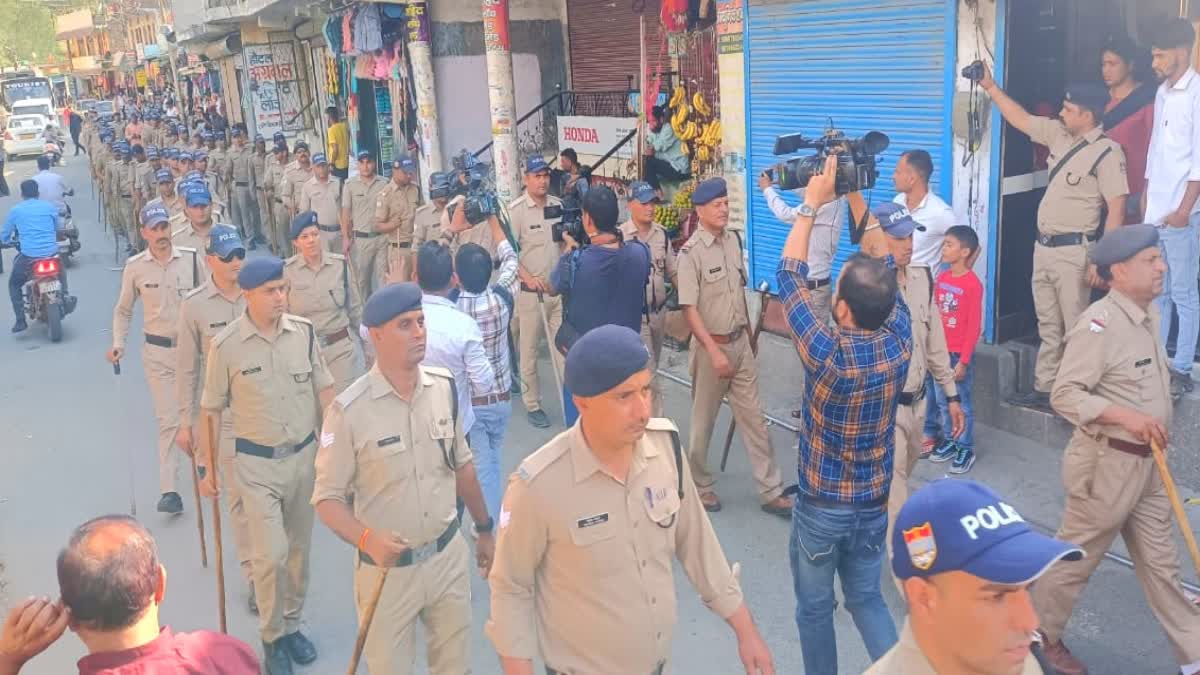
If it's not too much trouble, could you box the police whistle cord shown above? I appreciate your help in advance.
[720,281,772,472]
[347,568,389,675]
[1151,440,1200,580]
[204,414,227,634]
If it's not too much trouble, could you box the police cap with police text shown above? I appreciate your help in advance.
[357,150,374,161]
[207,224,245,258]
[393,157,416,174]
[139,203,170,227]
[627,181,659,204]
[525,156,550,175]
[872,202,927,239]
[363,282,424,327]
[311,153,328,166]
[290,211,319,240]
[892,479,1083,584]
[691,178,727,206]
[565,324,650,397]
[237,256,285,290]
[185,184,212,207]
[1089,223,1159,266]
[155,168,173,184]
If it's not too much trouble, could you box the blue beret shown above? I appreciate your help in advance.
[290,211,319,240]
[691,178,728,206]
[1064,83,1109,114]
[139,203,169,227]
[363,282,424,327]
[565,324,650,397]
[237,256,284,290]
[1090,223,1159,266]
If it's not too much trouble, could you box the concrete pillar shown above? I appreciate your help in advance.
[482,0,521,205]
[406,1,442,201]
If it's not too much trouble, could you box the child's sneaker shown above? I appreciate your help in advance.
[949,445,976,474]
[929,440,958,463]
[919,438,938,459]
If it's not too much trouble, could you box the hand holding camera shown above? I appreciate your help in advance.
[962,59,995,91]
[803,154,841,210]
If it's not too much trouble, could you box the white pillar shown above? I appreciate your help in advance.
[406,2,442,202]
[482,0,520,205]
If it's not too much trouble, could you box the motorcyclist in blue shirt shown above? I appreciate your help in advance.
[3,179,69,333]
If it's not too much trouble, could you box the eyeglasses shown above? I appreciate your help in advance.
[217,249,246,262]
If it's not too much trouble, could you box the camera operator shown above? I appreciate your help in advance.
[891,149,956,268]
[978,64,1128,411]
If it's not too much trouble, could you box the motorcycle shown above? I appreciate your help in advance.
[1,240,74,343]
[42,143,61,167]
[56,194,80,264]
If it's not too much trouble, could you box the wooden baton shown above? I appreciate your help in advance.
[1150,439,1200,579]
[204,413,227,633]
[347,568,389,675]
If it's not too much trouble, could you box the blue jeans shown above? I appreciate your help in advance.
[1158,217,1200,373]
[923,353,975,449]
[469,401,512,520]
[789,497,897,675]
[8,253,67,321]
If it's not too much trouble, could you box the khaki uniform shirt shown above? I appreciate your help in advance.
[375,181,419,244]
[439,195,497,255]
[229,145,254,186]
[281,161,313,213]
[152,194,186,220]
[201,312,334,447]
[208,146,231,187]
[342,174,388,234]
[312,365,472,549]
[283,252,362,335]
[112,246,201,349]
[865,622,1045,675]
[1028,119,1128,236]
[142,125,160,149]
[412,203,445,249]
[250,151,269,196]
[298,176,343,226]
[1051,289,1172,442]
[487,419,744,672]
[509,192,563,280]
[134,161,155,202]
[176,278,245,423]
[116,161,136,199]
[900,266,957,397]
[677,226,748,335]
[620,220,677,312]
[263,156,288,204]
[171,223,214,280]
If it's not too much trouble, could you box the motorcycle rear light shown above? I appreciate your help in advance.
[33,259,59,276]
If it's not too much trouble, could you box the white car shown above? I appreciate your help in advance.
[4,114,48,159]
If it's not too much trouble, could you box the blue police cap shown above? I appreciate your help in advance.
[163,148,178,159]
[155,168,173,183]
[627,181,659,204]
[393,157,416,173]
[201,131,213,140]
[871,202,927,239]
[237,256,284,290]
[273,131,286,142]
[311,152,328,165]
[273,140,289,153]
[179,151,193,162]
[193,150,209,162]
[139,203,170,227]
[254,133,265,143]
[691,178,727,206]
[208,224,245,257]
[892,479,1082,584]
[525,156,550,174]
[185,185,211,207]
[357,150,374,161]
[363,282,424,327]
[186,170,205,181]
[1090,223,1159,266]
[231,127,245,137]
[145,146,159,158]
[565,324,650,397]
[294,140,309,152]
[290,211,319,240]
[1064,83,1110,115]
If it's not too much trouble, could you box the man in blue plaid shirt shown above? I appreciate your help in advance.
[776,155,913,674]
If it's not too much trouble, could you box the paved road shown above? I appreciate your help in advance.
[0,155,1188,673]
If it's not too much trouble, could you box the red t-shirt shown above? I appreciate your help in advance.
[1105,95,1154,204]
[76,627,259,674]
[935,268,983,365]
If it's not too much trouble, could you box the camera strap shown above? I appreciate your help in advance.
[1046,136,1100,186]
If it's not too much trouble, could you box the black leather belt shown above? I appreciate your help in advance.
[234,181,249,187]
[389,241,412,248]
[120,194,131,198]
[805,277,832,291]
[144,333,175,348]
[1108,437,1151,457]
[274,198,283,204]
[354,231,379,239]
[359,520,459,567]
[1037,232,1096,247]
[318,224,340,233]
[235,431,315,460]
[898,383,926,406]
[472,392,510,406]
[320,327,350,346]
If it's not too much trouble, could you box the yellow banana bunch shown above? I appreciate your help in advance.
[680,141,690,156]
[680,121,699,141]
[669,85,686,109]
[692,91,711,117]
[696,145,711,163]
[671,103,689,129]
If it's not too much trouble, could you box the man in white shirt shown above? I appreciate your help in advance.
[416,241,495,436]
[1145,18,1200,398]
[892,150,956,268]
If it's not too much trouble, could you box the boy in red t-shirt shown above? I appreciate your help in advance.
[924,225,983,473]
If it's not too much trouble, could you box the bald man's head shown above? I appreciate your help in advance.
[57,515,160,630]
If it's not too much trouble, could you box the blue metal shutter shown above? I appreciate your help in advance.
[744,0,956,290]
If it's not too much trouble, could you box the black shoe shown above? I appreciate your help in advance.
[247,239,257,251]
[248,583,258,615]
[1009,390,1051,411]
[11,319,26,333]
[527,409,550,428]
[1169,370,1194,401]
[262,640,293,675]
[281,631,317,665]
[156,492,183,514]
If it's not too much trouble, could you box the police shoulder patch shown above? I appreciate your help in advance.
[327,252,346,262]
[209,318,240,348]
[334,375,371,408]
[516,439,570,483]
[422,365,454,381]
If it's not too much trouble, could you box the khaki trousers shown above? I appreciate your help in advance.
[515,290,563,412]
[324,335,361,395]
[231,185,259,241]
[319,228,343,255]
[272,204,292,257]
[351,235,388,303]
[235,442,316,643]
[686,331,784,502]
[120,199,137,249]
[143,344,181,494]
[641,307,667,417]
[256,190,273,251]
[886,398,926,595]
[355,535,471,675]
[1031,242,1090,392]
[1031,433,1200,664]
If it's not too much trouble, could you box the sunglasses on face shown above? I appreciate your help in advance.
[218,249,246,262]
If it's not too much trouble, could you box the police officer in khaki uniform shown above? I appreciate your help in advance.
[677,178,791,515]
[869,479,1084,675]
[412,172,452,257]
[265,140,291,256]
[171,184,217,281]
[314,282,495,675]
[251,134,273,251]
[620,181,677,416]
[297,153,343,253]
[200,256,334,675]
[149,168,183,219]
[509,156,563,429]
[107,203,201,515]
[376,157,420,281]
[131,145,153,216]
[206,131,232,206]
[285,211,363,394]
[341,150,389,301]
[174,224,256,613]
[981,68,1129,410]
[280,141,314,258]
[1030,225,1200,675]
[115,144,139,252]
[229,127,262,246]
[194,152,230,222]
[488,324,775,675]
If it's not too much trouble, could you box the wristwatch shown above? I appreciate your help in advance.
[797,203,817,219]
[474,516,495,535]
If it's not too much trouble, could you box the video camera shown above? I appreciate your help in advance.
[446,148,501,225]
[765,124,890,195]
[545,196,586,245]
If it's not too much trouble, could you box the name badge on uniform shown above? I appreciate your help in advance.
[530,223,542,230]
[377,435,403,447]
[577,513,609,529]
[1135,358,1152,367]
[708,266,722,274]
[241,366,262,375]
[144,283,159,289]
[209,321,227,329]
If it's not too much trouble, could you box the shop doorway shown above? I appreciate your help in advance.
[994,0,1179,343]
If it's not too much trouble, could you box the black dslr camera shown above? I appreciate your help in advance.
[446,150,500,225]
[961,59,985,82]
[766,124,890,195]
[545,196,586,245]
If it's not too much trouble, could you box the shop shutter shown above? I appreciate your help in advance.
[744,0,955,289]
[568,0,668,92]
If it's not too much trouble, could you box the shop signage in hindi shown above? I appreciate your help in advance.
[556,115,639,160]
[244,43,302,138]
[482,0,510,52]
[405,1,430,44]
[715,0,744,54]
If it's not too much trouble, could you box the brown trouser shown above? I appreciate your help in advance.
[686,331,784,503]
[235,441,316,643]
[351,234,388,303]
[144,344,181,494]
[1031,432,1200,665]
[323,333,361,395]
[640,306,667,417]
[886,397,927,595]
[355,535,471,675]
[515,290,563,412]
[1031,242,1090,392]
